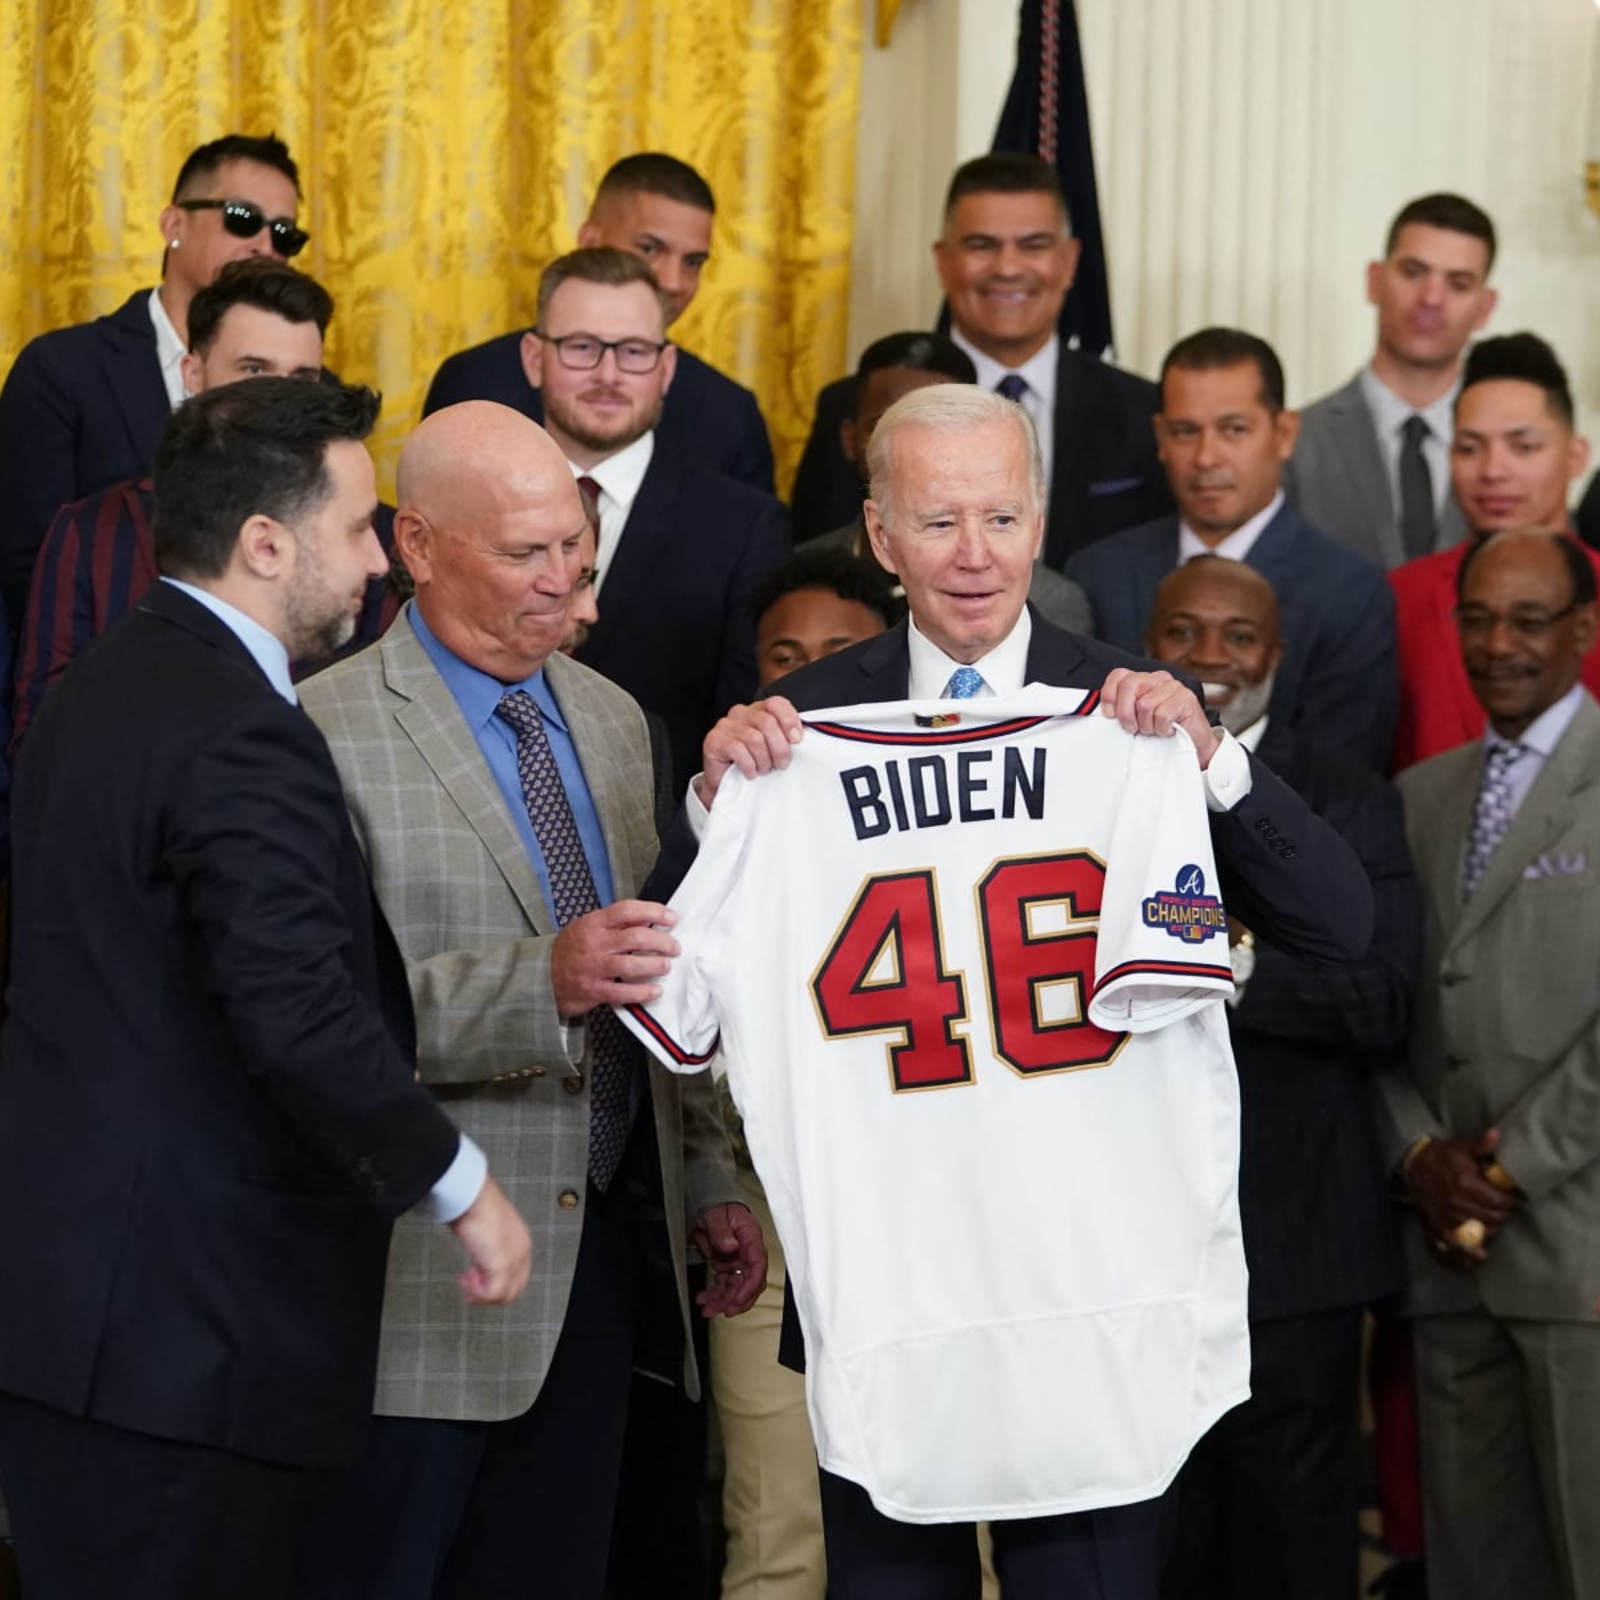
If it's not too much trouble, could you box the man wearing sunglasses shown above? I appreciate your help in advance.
[522,246,788,792]
[424,153,776,496]
[1389,333,1600,770]
[0,132,307,631]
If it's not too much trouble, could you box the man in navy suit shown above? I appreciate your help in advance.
[1066,327,1398,771]
[0,132,309,629]
[424,153,774,495]
[519,246,787,790]
[1144,556,1414,1600]
[677,384,1372,1600]
[789,152,1172,560]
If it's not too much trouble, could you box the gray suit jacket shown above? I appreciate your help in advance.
[1376,691,1600,1321]
[300,608,739,1420]
[1286,372,1466,570]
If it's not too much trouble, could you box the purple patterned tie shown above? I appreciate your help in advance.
[496,689,632,1188]
[1461,741,1526,900]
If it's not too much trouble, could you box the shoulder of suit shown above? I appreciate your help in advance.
[1295,372,1367,427]
[669,345,762,410]
[1065,514,1173,579]
[655,447,785,516]
[1396,740,1476,802]
[1056,345,1159,402]
[14,289,156,370]
[545,649,652,727]
[1269,502,1390,583]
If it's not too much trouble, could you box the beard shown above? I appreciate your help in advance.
[542,385,663,457]
[283,536,360,662]
[1207,666,1276,737]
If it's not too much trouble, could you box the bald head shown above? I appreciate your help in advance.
[395,401,588,681]
[1146,556,1284,735]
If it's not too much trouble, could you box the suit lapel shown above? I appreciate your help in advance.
[1325,380,1401,567]
[1414,750,1480,937]
[102,292,171,469]
[1449,697,1600,949]
[546,652,635,890]
[380,617,557,934]
[586,448,676,660]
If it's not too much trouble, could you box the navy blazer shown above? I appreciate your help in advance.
[1065,500,1399,772]
[422,331,776,495]
[0,290,171,629]
[0,582,458,1466]
[575,446,789,791]
[789,345,1173,561]
[1229,722,1414,1321]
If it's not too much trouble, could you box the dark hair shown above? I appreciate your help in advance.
[595,153,715,215]
[171,133,300,201]
[1385,193,1496,271]
[856,331,976,386]
[1457,530,1597,607]
[1459,332,1574,428]
[536,246,669,328]
[186,258,334,357]
[1161,327,1286,413]
[751,545,899,630]
[944,152,1069,230]
[153,378,379,580]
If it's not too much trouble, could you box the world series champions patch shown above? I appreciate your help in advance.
[1142,864,1227,943]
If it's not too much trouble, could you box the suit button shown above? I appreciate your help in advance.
[563,1075,584,1095]
[529,1066,547,1077]
[557,1189,581,1210]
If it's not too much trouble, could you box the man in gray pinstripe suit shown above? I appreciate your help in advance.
[296,401,763,1600]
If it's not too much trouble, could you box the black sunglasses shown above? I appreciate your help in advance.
[175,198,309,259]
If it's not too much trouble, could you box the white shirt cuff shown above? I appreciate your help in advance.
[1201,729,1253,813]
[686,774,711,842]
[422,1133,488,1224]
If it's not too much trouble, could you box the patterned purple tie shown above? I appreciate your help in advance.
[496,689,632,1188]
[1461,741,1526,900]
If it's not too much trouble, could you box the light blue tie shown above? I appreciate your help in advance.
[944,667,987,699]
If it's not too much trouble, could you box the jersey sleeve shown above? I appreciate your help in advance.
[614,768,751,1073]
[1088,728,1235,1031]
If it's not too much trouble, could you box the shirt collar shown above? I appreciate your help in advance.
[1486,681,1585,761]
[147,288,188,411]
[1359,365,1459,444]
[161,577,295,704]
[950,327,1059,410]
[406,601,566,733]
[574,430,655,515]
[1178,489,1285,564]
[1236,713,1269,753]
[906,607,1034,700]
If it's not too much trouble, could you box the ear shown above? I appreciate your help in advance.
[1365,260,1383,309]
[862,500,898,576]
[1274,407,1301,460]
[159,201,184,251]
[520,330,544,391]
[235,513,292,581]
[1060,236,1083,291]
[1474,286,1499,333]
[392,508,432,586]
[839,415,859,463]
[1152,412,1171,465]
[1267,638,1287,674]
[179,350,203,396]
[576,217,601,249]
[659,342,677,397]
[1568,433,1592,484]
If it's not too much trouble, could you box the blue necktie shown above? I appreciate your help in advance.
[495,689,633,1189]
[944,667,987,699]
[995,374,1029,403]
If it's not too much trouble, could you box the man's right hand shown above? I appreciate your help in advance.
[695,696,805,811]
[1405,1129,1518,1264]
[450,1175,533,1304]
[551,899,678,1017]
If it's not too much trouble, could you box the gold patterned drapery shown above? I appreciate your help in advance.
[0,0,862,496]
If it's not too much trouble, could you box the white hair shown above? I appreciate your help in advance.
[865,384,1046,524]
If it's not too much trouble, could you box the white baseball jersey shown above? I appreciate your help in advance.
[619,688,1248,1523]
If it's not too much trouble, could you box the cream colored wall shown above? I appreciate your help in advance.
[849,0,1600,446]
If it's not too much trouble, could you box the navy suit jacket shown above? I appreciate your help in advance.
[0,582,458,1466]
[0,290,171,629]
[1229,722,1414,1322]
[575,447,789,791]
[1065,500,1399,772]
[422,331,776,495]
[789,345,1173,561]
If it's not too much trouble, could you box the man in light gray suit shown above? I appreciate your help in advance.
[1287,194,1498,569]
[296,401,763,1600]
[1377,528,1600,1600]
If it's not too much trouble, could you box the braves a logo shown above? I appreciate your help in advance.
[1142,864,1226,944]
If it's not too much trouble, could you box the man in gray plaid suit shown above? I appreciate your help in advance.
[296,400,762,1600]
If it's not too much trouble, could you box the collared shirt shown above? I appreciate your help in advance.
[407,604,615,914]
[1359,366,1457,523]
[147,288,189,410]
[1177,490,1285,566]
[161,579,484,1223]
[1484,681,1585,824]
[1236,714,1268,754]
[952,327,1058,498]
[573,431,655,596]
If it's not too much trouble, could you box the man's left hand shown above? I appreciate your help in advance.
[1099,668,1223,769]
[693,1201,767,1318]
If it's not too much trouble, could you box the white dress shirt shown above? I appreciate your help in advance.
[572,430,655,595]
[1359,366,1457,523]
[1178,491,1285,566]
[1484,681,1586,825]
[952,328,1058,499]
[148,288,189,410]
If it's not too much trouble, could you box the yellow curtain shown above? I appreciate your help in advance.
[0,0,861,497]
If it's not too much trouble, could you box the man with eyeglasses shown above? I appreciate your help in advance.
[520,246,787,790]
[1389,333,1600,770]
[0,132,308,630]
[1377,526,1600,1600]
[425,153,776,495]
